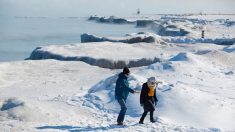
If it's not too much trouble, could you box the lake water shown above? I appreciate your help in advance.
[0,17,147,62]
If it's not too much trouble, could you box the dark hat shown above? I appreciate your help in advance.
[123,67,130,74]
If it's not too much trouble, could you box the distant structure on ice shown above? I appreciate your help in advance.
[201,30,205,38]
[137,9,140,15]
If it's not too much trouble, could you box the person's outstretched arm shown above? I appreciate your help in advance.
[122,79,134,93]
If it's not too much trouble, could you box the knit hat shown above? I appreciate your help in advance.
[123,67,130,74]
[147,77,156,86]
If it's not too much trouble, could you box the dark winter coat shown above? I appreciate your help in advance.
[140,83,158,112]
[115,73,134,101]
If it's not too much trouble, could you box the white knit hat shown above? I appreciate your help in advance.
[147,77,156,83]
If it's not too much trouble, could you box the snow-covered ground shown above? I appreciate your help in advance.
[1,42,235,131]
[0,14,235,132]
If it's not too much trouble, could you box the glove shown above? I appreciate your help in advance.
[130,89,135,94]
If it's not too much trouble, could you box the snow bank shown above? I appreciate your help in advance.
[169,52,190,61]
[203,50,235,66]
[161,15,210,25]
[0,98,47,121]
[136,20,155,27]
[152,24,190,37]
[164,37,235,45]
[148,62,175,72]
[83,73,145,116]
[1,41,235,131]
[223,45,235,53]
[1,98,24,111]
[139,58,235,130]
[81,32,156,43]
[136,20,191,37]
[82,73,175,117]
[27,42,162,69]
[81,61,235,129]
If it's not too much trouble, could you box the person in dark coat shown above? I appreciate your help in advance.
[115,67,135,125]
[139,77,158,124]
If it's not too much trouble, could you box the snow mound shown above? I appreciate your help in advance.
[83,73,145,116]
[169,52,189,61]
[194,50,212,55]
[81,70,228,130]
[138,60,235,130]
[148,61,175,72]
[157,25,190,37]
[0,98,47,121]
[223,45,235,53]
[1,98,24,111]
[136,20,155,27]
[27,42,162,69]
[81,32,156,43]
[82,72,174,117]
[203,50,235,66]
[138,21,190,37]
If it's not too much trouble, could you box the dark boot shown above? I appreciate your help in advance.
[139,111,148,124]
[117,122,124,126]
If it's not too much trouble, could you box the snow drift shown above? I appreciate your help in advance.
[82,72,174,117]
[83,73,145,116]
[0,98,47,121]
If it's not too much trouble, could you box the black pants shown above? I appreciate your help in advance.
[139,111,154,123]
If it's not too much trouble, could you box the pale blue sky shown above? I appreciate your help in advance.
[0,0,235,17]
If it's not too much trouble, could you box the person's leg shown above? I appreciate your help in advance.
[150,111,155,123]
[117,99,127,124]
[139,111,148,124]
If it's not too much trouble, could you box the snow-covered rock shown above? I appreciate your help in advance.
[136,20,155,27]
[27,42,163,69]
[151,23,190,36]
[88,16,134,24]
[81,32,156,43]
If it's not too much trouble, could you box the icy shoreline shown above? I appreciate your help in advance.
[27,42,163,69]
